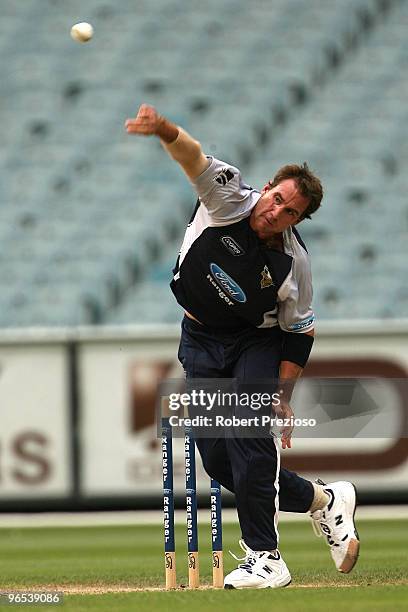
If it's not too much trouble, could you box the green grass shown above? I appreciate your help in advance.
[0,519,407,611]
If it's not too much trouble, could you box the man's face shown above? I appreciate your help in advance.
[250,178,310,239]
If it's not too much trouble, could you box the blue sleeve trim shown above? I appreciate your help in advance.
[287,315,315,331]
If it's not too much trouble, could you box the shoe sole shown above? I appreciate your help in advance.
[339,538,360,573]
[224,578,292,590]
[339,483,360,574]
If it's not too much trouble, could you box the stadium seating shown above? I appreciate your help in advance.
[0,0,406,326]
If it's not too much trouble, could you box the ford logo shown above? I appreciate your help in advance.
[220,236,244,256]
[209,263,247,303]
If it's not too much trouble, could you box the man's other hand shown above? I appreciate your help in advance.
[274,400,294,450]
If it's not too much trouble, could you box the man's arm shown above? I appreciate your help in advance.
[125,103,210,180]
[279,328,314,395]
[276,329,314,450]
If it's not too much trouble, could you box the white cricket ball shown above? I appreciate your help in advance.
[70,22,94,43]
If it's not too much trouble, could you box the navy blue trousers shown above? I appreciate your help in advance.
[178,316,314,551]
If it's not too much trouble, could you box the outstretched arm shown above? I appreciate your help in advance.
[125,104,210,180]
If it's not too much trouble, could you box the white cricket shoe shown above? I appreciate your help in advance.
[311,480,360,573]
[224,539,291,589]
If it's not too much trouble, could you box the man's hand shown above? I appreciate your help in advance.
[273,400,294,450]
[125,104,160,136]
[125,102,208,179]
[125,104,179,143]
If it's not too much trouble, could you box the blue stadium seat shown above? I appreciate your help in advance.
[0,0,406,326]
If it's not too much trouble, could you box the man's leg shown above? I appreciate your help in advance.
[194,437,235,493]
[225,433,281,550]
[178,316,235,492]
[231,329,314,524]
[230,329,359,575]
[278,468,314,512]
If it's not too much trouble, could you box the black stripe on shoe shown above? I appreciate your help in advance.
[324,488,335,511]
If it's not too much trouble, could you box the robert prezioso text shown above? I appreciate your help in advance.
[168,415,316,428]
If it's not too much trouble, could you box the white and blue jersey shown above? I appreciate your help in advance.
[171,157,314,333]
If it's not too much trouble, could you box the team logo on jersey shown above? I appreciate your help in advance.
[220,236,245,256]
[209,263,247,303]
[260,265,274,289]
[214,168,234,186]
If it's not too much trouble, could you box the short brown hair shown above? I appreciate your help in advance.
[269,162,323,220]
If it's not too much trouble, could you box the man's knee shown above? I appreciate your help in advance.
[196,439,228,481]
